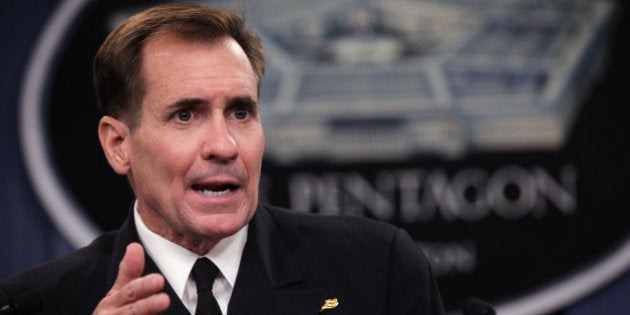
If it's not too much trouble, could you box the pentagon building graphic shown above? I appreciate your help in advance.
[243,0,613,163]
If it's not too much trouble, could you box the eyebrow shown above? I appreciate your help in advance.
[166,98,206,111]
[164,95,258,113]
[227,96,258,108]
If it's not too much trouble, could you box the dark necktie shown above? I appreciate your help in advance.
[191,258,223,315]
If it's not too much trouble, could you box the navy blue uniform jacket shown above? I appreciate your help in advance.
[1,204,444,314]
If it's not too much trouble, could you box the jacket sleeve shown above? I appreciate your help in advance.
[387,228,445,315]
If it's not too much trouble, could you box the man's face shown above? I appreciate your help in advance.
[124,33,264,250]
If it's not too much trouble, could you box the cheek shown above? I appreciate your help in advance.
[242,133,265,169]
[234,131,264,186]
[132,137,196,181]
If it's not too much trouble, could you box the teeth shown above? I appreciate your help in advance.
[200,188,232,197]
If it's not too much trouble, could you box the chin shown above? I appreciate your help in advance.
[196,213,249,237]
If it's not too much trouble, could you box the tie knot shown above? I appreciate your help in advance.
[191,258,220,293]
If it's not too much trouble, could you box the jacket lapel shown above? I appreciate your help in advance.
[110,206,334,314]
[143,254,190,314]
[228,206,327,315]
[109,211,191,315]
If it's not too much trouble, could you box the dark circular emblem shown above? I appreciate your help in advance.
[20,0,630,313]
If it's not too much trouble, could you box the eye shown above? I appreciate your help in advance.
[233,107,249,120]
[175,109,192,122]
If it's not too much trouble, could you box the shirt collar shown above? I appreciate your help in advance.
[133,201,248,297]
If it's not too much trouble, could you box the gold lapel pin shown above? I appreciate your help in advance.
[320,298,339,312]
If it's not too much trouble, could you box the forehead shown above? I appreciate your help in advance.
[134,33,260,121]
[140,33,257,97]
[141,32,253,74]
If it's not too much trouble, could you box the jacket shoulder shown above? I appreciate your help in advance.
[258,204,444,314]
[261,204,402,256]
[0,231,118,313]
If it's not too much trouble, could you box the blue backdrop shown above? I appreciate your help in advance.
[1,1,628,314]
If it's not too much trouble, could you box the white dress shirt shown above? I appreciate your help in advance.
[134,203,247,314]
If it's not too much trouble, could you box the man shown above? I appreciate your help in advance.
[1,3,444,314]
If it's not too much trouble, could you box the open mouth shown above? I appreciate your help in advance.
[192,183,239,197]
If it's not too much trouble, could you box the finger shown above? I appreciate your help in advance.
[111,243,145,291]
[114,273,165,306]
[95,291,170,315]
[94,274,166,314]
[124,292,170,315]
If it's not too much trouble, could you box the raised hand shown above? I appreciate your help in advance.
[93,243,170,314]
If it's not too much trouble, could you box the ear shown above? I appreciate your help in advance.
[98,116,131,175]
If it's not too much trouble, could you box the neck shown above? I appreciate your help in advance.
[136,206,219,256]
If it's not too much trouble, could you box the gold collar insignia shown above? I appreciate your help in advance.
[320,298,339,312]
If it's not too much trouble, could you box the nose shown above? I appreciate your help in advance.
[200,117,238,162]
